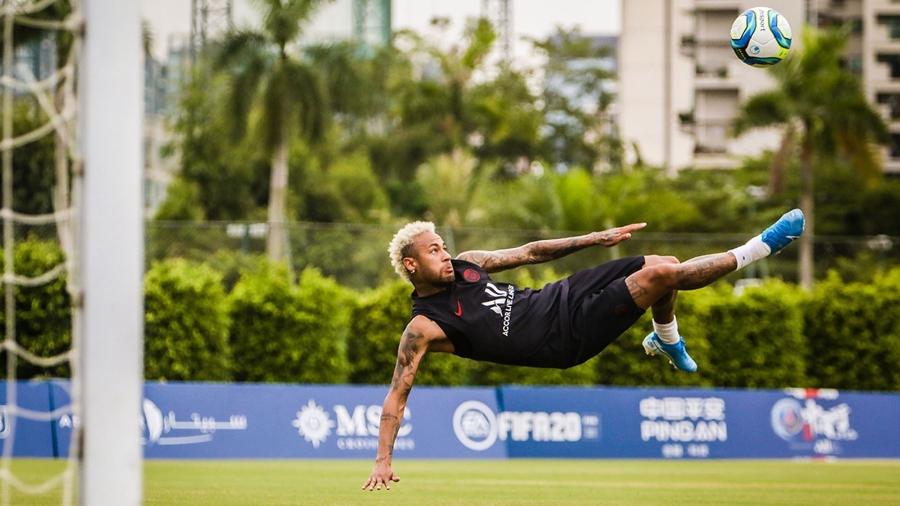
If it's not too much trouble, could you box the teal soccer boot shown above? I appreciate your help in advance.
[642,332,698,373]
[761,208,805,254]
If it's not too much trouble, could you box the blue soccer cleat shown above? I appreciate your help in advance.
[642,332,698,373]
[761,208,805,255]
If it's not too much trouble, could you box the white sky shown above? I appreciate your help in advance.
[142,0,621,60]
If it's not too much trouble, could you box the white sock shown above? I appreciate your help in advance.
[728,235,771,271]
[653,316,680,344]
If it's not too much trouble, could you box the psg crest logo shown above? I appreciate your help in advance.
[463,268,480,282]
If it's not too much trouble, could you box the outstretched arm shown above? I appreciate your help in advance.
[363,317,431,492]
[456,223,646,273]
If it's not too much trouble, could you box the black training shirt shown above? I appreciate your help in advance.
[410,259,568,366]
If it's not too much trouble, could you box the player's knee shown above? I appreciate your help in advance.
[644,263,679,290]
[643,255,680,267]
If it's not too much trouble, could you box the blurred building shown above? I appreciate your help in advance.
[191,0,233,57]
[545,34,618,115]
[808,0,900,172]
[481,0,513,76]
[231,0,391,48]
[542,33,619,172]
[860,0,900,172]
[144,36,193,216]
[15,34,57,84]
[620,0,805,174]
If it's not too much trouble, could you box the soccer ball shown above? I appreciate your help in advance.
[730,6,792,67]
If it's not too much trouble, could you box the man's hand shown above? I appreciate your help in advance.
[593,223,646,247]
[362,460,399,491]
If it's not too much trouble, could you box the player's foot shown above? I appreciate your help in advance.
[761,208,805,255]
[642,332,698,373]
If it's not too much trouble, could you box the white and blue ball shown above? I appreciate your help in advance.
[730,6,792,67]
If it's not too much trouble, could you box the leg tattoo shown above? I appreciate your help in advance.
[626,253,737,310]
[676,253,737,290]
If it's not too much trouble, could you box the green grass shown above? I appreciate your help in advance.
[6,458,900,505]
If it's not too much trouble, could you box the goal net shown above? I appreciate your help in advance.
[0,1,143,505]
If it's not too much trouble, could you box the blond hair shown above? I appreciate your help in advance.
[388,221,436,281]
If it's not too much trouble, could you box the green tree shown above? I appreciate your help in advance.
[407,18,496,147]
[214,0,329,261]
[367,18,497,212]
[466,68,543,163]
[467,172,562,230]
[153,178,205,221]
[6,3,77,250]
[303,41,387,134]
[530,27,620,171]
[293,149,390,223]
[415,149,494,228]
[164,66,262,220]
[733,28,888,289]
[12,102,56,216]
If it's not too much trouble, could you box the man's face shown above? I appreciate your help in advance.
[406,231,454,284]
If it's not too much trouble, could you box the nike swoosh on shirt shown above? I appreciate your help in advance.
[454,300,463,317]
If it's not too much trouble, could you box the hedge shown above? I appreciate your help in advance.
[704,280,807,388]
[144,258,232,381]
[0,239,71,379]
[805,270,900,390]
[229,263,352,383]
[7,242,900,392]
[348,280,473,386]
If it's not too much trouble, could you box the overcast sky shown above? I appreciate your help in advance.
[142,0,621,60]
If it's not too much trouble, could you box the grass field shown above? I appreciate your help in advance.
[7,458,900,505]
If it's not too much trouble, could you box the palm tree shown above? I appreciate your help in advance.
[733,27,888,289]
[397,18,496,147]
[214,0,328,261]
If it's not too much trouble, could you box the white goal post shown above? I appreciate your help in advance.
[79,0,144,504]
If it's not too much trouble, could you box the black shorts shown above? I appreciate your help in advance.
[563,256,647,367]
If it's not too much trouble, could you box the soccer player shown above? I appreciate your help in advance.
[362,209,804,491]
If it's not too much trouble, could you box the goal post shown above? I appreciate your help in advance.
[79,0,144,504]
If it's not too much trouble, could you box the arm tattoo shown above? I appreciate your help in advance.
[533,238,583,261]
[458,233,598,272]
[458,249,530,273]
[375,333,421,464]
[390,328,422,393]
[525,236,594,265]
[378,413,402,459]
[375,326,426,464]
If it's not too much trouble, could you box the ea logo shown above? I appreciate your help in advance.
[452,400,497,451]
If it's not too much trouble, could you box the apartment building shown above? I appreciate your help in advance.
[620,0,900,175]
[863,0,900,172]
